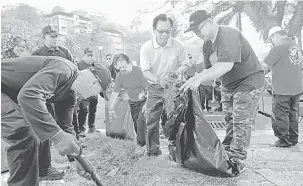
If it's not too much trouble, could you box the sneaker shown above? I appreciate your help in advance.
[148,149,162,156]
[132,145,146,158]
[39,166,65,180]
[290,141,298,146]
[274,139,291,148]
[88,127,95,133]
[230,158,246,176]
[78,132,86,138]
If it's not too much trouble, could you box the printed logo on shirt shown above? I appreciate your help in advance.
[288,46,302,66]
[209,51,217,65]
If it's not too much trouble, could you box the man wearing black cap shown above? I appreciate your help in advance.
[77,48,101,134]
[181,10,265,173]
[32,25,74,63]
[32,25,76,180]
[1,56,111,186]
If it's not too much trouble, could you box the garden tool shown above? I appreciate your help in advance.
[70,147,103,186]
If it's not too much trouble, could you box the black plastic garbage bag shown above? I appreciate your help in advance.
[164,90,240,177]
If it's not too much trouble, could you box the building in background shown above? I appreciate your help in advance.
[102,27,125,54]
[45,7,93,35]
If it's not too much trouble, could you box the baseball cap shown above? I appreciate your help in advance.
[42,25,60,36]
[184,10,212,33]
[266,26,283,42]
[84,48,93,55]
[89,63,112,92]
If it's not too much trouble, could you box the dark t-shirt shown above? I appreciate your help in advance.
[203,26,264,92]
[264,37,303,95]
[113,66,149,101]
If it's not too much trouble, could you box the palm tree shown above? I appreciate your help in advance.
[211,0,302,47]
[212,1,245,31]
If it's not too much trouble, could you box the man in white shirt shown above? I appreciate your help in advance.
[140,14,190,156]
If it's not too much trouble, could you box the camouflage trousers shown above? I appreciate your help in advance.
[221,87,263,160]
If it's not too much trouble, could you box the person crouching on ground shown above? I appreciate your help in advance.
[109,53,149,156]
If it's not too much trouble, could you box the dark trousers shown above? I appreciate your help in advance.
[78,96,98,131]
[145,85,165,154]
[1,93,39,186]
[272,94,300,143]
[198,85,212,110]
[72,109,80,135]
[38,103,54,173]
[129,98,147,146]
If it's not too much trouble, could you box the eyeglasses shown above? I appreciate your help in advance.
[87,54,93,57]
[106,58,112,60]
[193,19,208,36]
[188,57,192,59]
[155,29,172,35]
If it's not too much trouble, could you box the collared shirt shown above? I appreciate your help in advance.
[264,37,303,95]
[32,45,75,64]
[140,37,190,83]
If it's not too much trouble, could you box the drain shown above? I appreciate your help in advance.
[209,121,226,129]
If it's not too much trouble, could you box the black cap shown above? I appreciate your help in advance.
[184,10,212,33]
[42,25,60,36]
[84,48,93,54]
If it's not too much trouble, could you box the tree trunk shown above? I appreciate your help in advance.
[298,29,302,48]
[237,11,242,32]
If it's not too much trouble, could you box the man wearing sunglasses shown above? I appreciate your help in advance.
[31,25,76,180]
[1,56,111,186]
[181,10,265,173]
[140,14,190,156]
[77,48,100,134]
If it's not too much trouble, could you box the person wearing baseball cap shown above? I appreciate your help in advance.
[264,26,303,148]
[266,26,283,43]
[32,24,76,180]
[1,56,112,185]
[181,9,265,174]
[32,25,75,64]
[76,48,108,134]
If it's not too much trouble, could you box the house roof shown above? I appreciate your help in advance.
[102,27,121,34]
[45,11,92,21]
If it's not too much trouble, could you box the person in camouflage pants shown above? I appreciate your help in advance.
[221,88,262,160]
[183,10,265,174]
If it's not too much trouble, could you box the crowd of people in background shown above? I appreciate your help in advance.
[1,8,302,186]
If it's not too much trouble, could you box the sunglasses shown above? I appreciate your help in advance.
[87,54,93,57]
[155,29,172,35]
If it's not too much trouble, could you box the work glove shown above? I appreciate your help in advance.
[76,156,95,180]
[51,130,80,156]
